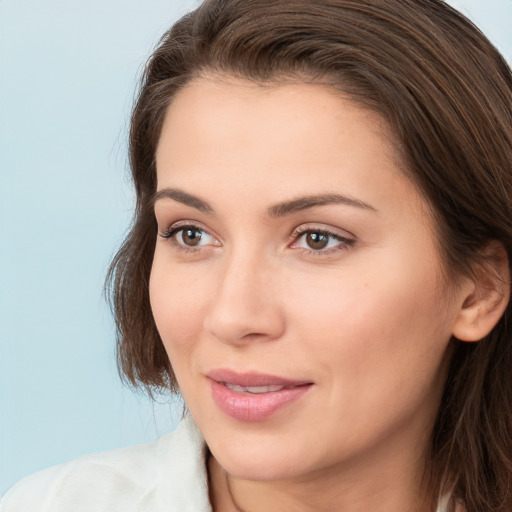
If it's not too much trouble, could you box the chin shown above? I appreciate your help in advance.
[206,429,317,482]
[217,453,306,482]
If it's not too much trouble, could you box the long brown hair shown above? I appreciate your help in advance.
[106,1,512,509]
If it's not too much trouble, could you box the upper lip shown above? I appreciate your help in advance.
[206,369,312,387]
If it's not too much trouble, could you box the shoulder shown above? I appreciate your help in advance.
[0,415,211,512]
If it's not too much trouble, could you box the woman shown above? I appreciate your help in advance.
[2,0,511,511]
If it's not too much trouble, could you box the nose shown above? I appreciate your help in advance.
[203,250,286,346]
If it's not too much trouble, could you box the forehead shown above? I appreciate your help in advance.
[158,77,395,150]
[155,77,425,220]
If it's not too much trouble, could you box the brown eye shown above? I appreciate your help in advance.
[160,223,220,251]
[180,228,203,246]
[305,232,329,250]
[291,227,354,255]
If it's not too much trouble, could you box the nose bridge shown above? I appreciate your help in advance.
[204,244,284,344]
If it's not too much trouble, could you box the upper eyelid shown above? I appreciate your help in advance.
[291,223,355,240]
[160,219,213,235]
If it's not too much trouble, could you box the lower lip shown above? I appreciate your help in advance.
[209,380,312,422]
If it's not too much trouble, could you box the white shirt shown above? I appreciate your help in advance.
[0,415,212,512]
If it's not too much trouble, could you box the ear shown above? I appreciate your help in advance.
[452,242,510,342]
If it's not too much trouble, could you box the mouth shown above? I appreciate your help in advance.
[206,369,313,422]
[222,383,299,394]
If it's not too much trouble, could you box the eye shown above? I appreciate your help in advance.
[291,226,355,255]
[175,226,207,247]
[159,222,219,250]
[301,232,333,250]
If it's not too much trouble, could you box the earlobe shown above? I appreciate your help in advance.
[452,242,510,343]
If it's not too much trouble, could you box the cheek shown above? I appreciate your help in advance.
[284,259,453,448]
[149,258,210,359]
[288,252,452,384]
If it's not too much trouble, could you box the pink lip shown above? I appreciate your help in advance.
[207,369,313,422]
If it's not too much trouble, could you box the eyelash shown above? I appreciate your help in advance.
[159,222,355,256]
[159,222,216,254]
[291,226,355,256]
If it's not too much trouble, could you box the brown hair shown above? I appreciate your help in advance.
[106,0,512,509]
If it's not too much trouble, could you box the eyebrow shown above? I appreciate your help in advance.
[152,188,214,214]
[152,187,378,216]
[268,193,378,217]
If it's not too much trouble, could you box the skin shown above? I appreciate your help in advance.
[150,77,475,512]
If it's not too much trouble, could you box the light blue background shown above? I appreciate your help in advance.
[1,0,511,496]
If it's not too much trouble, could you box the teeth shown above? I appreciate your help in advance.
[224,383,286,394]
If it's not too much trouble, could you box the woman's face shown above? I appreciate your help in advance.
[150,78,465,482]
